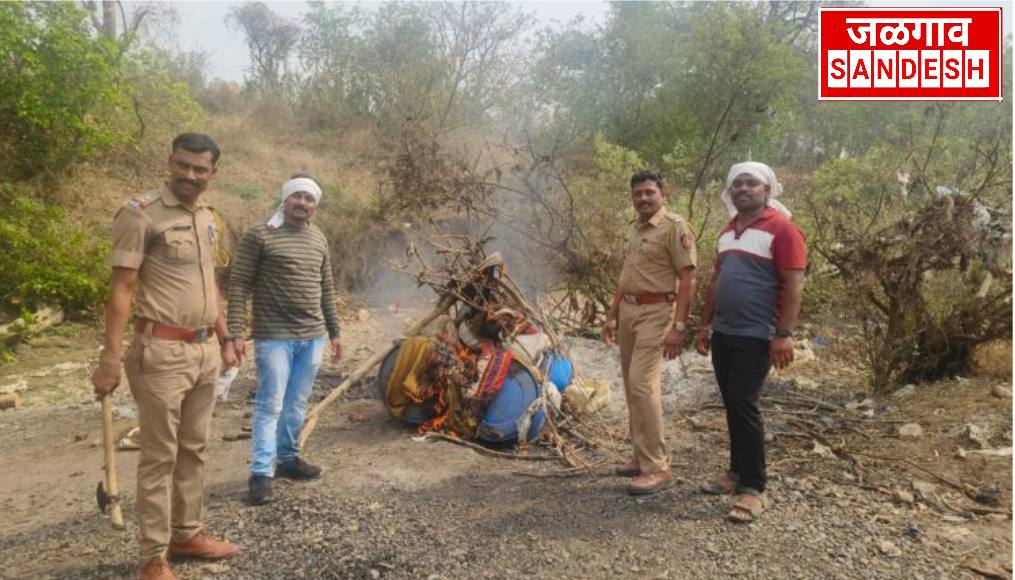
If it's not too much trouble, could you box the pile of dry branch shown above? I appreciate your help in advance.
[304,235,621,471]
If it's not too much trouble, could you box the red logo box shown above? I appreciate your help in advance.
[819,7,1003,101]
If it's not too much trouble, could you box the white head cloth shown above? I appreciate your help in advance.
[720,161,791,218]
[267,177,323,228]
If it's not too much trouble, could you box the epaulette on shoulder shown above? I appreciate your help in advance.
[663,211,684,224]
[125,192,159,210]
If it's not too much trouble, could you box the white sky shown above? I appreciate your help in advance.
[170,0,1012,84]
[172,1,611,83]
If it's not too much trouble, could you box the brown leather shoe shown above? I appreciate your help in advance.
[626,469,674,495]
[168,531,240,560]
[614,460,640,477]
[139,557,177,580]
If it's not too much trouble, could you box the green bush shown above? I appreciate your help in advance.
[0,187,108,313]
[0,2,206,182]
[0,2,131,180]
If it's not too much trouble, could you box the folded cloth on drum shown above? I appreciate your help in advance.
[506,332,550,367]
[386,337,433,418]
[473,343,513,401]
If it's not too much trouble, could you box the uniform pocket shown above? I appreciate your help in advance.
[142,340,186,375]
[163,229,197,262]
[639,238,669,264]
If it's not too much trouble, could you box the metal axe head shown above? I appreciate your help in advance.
[96,480,110,514]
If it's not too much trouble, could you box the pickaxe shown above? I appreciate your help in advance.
[96,395,125,530]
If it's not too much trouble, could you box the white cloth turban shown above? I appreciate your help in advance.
[267,177,323,228]
[720,161,791,218]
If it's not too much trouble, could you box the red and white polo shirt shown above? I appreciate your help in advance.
[711,207,807,341]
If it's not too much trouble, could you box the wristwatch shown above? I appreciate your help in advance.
[774,327,793,338]
[218,334,235,346]
[673,321,687,333]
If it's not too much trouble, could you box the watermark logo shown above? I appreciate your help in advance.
[819,7,1003,101]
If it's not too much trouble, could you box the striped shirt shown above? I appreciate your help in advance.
[227,222,341,340]
[712,207,806,340]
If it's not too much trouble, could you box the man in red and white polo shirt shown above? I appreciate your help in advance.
[696,161,806,523]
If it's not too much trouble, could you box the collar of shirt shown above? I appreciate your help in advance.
[727,206,778,232]
[159,183,206,211]
[636,207,668,230]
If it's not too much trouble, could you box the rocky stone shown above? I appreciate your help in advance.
[963,423,992,449]
[845,398,875,411]
[893,489,915,504]
[811,441,836,458]
[939,526,972,544]
[991,384,1011,398]
[910,480,936,497]
[892,384,916,399]
[0,378,27,395]
[687,415,707,430]
[113,403,138,420]
[898,423,924,438]
[878,540,902,557]
[357,309,371,322]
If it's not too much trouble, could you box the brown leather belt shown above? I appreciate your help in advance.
[622,292,675,305]
[135,319,213,343]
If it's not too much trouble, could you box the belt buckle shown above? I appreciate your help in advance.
[192,328,209,343]
[623,294,637,304]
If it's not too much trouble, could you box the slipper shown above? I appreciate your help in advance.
[700,473,738,496]
[727,493,767,524]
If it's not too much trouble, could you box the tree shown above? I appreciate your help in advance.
[0,2,131,180]
[228,2,300,95]
[427,1,532,129]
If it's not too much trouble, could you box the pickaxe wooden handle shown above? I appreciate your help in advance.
[299,296,453,448]
[97,395,125,530]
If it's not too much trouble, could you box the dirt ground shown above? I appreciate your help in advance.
[0,309,1011,580]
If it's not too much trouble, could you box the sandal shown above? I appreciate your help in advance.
[727,493,767,523]
[700,472,738,495]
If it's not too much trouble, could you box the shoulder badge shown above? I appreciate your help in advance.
[680,231,694,251]
[126,192,159,210]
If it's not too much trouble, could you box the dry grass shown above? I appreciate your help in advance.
[973,339,1013,378]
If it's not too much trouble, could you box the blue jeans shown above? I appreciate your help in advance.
[250,337,326,476]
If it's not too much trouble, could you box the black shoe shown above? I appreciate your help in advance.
[248,475,273,505]
[275,457,322,481]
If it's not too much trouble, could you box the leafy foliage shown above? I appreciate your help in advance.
[0,2,131,180]
[0,187,108,312]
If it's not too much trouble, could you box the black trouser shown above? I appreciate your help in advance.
[711,331,771,493]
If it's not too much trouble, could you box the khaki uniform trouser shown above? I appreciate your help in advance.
[618,300,672,475]
[125,330,220,561]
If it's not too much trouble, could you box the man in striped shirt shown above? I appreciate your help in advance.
[696,162,806,523]
[226,175,342,505]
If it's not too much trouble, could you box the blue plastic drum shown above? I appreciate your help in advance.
[376,341,546,442]
[475,362,546,443]
[543,352,574,392]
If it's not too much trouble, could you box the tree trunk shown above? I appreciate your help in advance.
[102,1,117,39]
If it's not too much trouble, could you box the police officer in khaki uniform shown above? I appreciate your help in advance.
[603,170,697,495]
[92,133,240,580]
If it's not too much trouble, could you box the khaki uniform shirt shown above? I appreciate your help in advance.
[110,185,219,328]
[618,208,697,295]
